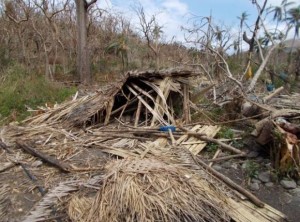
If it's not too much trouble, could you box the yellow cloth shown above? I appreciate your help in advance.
[246,66,253,80]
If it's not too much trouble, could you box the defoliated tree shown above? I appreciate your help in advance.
[75,0,97,85]
[135,5,163,69]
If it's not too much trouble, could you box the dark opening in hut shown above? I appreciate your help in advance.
[85,70,194,127]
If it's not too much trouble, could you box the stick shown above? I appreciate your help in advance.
[263,86,284,103]
[178,126,245,155]
[16,141,71,173]
[209,148,221,167]
[168,129,176,145]
[0,140,46,196]
[208,154,245,162]
[134,100,142,127]
[183,84,191,124]
[0,162,17,173]
[194,156,265,208]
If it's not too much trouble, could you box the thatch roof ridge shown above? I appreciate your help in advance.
[125,69,195,79]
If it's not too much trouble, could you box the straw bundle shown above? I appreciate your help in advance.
[75,158,231,222]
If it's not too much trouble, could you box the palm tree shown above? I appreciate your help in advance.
[269,0,295,33]
[286,5,300,61]
[106,34,129,72]
[213,25,224,44]
[237,11,249,56]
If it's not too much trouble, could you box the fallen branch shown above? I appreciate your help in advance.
[16,141,71,173]
[0,162,17,173]
[207,154,245,162]
[263,86,284,103]
[194,155,265,208]
[0,140,46,196]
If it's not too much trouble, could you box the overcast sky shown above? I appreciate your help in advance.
[98,0,300,43]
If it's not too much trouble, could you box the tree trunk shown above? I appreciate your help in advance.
[247,44,277,92]
[75,0,91,85]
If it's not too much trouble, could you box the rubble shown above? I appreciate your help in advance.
[1,69,298,221]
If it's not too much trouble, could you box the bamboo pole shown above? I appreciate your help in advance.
[134,100,142,127]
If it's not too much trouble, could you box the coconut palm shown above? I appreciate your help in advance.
[286,5,300,56]
[237,11,249,55]
[213,25,224,43]
[269,0,295,33]
[106,34,129,72]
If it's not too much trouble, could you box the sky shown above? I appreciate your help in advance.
[97,0,300,45]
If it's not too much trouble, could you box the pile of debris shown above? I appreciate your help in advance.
[0,69,293,221]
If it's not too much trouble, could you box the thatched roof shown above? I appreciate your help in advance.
[0,69,288,222]
[24,69,195,127]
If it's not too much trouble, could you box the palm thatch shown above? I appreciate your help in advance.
[0,184,10,219]
[71,158,231,222]
[23,180,79,222]
[23,69,194,128]
[0,69,290,222]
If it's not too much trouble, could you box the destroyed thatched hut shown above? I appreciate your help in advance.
[0,70,289,222]
[26,69,193,128]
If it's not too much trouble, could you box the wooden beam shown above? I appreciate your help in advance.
[134,100,142,127]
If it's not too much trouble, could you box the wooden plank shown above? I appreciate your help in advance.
[189,125,221,155]
[175,125,220,155]
[187,125,210,150]
[226,198,288,222]
[176,125,202,145]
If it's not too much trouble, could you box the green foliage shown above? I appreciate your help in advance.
[243,160,260,179]
[0,63,76,123]
[206,142,219,153]
[217,127,234,139]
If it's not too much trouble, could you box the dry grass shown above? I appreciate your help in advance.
[69,158,231,222]
[0,184,10,219]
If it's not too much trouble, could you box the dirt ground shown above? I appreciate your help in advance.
[1,133,299,222]
[219,156,300,222]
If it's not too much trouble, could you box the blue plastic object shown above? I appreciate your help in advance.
[159,125,176,132]
[266,84,274,92]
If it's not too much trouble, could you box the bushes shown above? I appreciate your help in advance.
[0,63,76,124]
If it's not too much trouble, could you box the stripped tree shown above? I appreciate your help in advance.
[75,0,97,85]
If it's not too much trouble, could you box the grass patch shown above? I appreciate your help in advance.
[0,63,77,124]
[243,160,260,179]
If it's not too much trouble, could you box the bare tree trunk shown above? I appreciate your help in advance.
[247,44,277,92]
[75,0,93,85]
